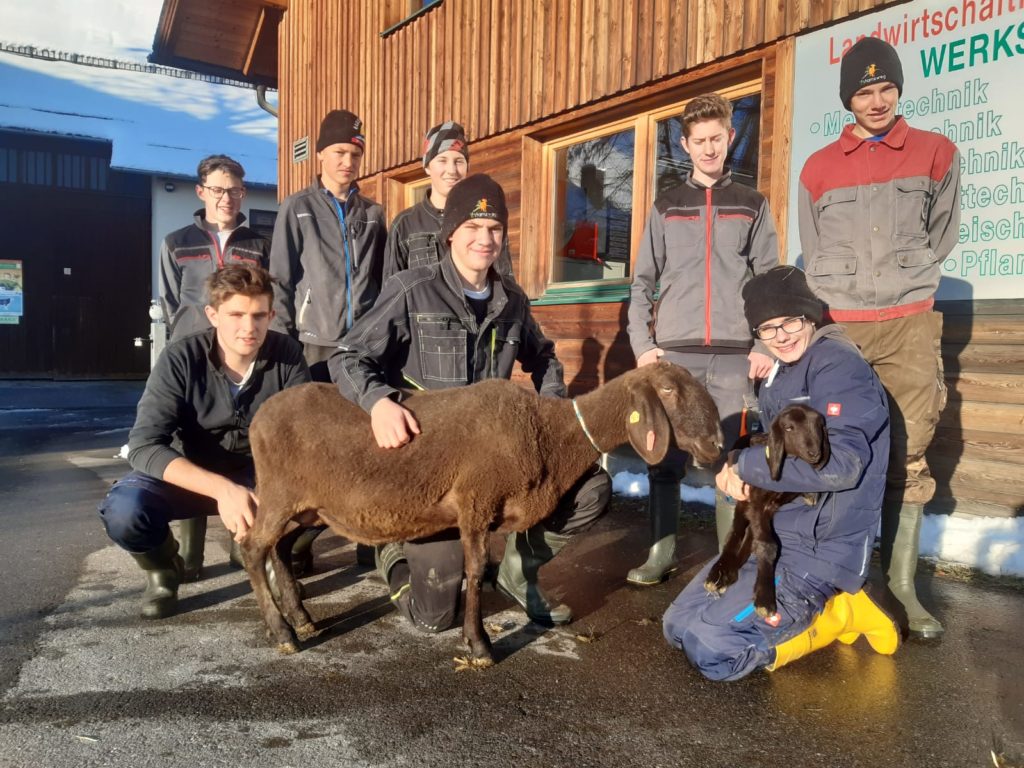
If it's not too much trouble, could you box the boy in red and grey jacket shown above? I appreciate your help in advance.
[627,93,780,588]
[798,37,961,639]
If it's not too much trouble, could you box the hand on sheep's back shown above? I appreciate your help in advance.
[370,397,422,449]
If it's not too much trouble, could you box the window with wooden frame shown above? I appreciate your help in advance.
[525,81,763,304]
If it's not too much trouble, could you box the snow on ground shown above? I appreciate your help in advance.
[611,470,1024,579]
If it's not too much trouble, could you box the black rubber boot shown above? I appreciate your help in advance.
[714,491,736,554]
[496,527,573,625]
[178,516,207,582]
[129,532,184,620]
[626,477,680,586]
[880,501,944,639]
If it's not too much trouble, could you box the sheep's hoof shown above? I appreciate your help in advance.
[703,578,728,595]
[294,622,320,642]
[755,604,780,623]
[276,640,300,655]
[452,655,494,672]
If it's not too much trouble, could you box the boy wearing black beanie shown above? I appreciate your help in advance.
[798,36,961,639]
[268,108,387,571]
[331,173,610,635]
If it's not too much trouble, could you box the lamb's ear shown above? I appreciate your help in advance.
[816,420,832,470]
[767,419,786,480]
[626,382,671,465]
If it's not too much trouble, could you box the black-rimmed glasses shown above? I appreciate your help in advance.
[754,316,807,340]
[202,185,246,200]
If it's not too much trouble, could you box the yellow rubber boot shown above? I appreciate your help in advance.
[767,589,900,671]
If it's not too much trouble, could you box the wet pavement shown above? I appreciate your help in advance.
[1,381,1023,768]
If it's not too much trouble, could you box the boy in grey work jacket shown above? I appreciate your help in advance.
[627,93,780,588]
[331,174,610,633]
[270,109,387,383]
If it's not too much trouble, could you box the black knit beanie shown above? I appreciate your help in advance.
[317,110,365,152]
[840,37,904,109]
[742,266,824,331]
[438,174,509,243]
[422,121,469,168]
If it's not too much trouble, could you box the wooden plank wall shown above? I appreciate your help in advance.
[276,0,897,193]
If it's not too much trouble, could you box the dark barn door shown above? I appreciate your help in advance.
[0,132,151,379]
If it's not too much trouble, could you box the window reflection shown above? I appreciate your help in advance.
[552,128,634,284]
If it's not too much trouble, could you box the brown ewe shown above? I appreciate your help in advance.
[704,404,831,620]
[244,361,722,667]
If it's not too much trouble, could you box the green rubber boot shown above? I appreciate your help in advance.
[496,527,573,625]
[289,526,325,577]
[129,532,184,620]
[178,516,207,582]
[626,477,680,586]
[880,501,944,639]
[714,491,736,554]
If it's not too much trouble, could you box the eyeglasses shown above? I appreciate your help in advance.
[202,185,246,200]
[754,316,807,340]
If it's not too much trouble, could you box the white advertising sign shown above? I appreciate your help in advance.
[787,0,1024,299]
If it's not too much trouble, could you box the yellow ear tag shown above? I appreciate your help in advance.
[629,411,641,424]
[764,445,771,461]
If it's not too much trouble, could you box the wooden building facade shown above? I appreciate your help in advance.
[153,0,1024,519]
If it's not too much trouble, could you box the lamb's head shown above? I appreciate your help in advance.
[624,362,723,466]
[766,404,831,480]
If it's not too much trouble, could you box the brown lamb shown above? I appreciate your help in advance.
[243,362,723,667]
[703,404,831,620]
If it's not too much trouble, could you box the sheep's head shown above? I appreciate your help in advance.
[766,405,831,480]
[624,362,723,466]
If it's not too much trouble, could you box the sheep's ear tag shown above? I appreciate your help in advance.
[764,445,771,461]
[629,410,641,424]
[646,430,656,453]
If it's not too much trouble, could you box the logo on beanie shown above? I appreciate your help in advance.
[471,199,497,219]
[351,134,365,149]
[860,63,887,86]
[449,139,465,153]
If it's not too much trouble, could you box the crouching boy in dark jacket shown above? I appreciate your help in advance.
[98,265,310,619]
[331,174,610,632]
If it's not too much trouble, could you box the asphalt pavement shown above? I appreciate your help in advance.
[1,380,1022,768]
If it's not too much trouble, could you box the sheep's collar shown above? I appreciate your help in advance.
[572,398,604,455]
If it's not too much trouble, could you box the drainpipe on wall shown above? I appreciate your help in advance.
[256,85,278,117]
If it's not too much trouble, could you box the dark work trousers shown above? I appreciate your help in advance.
[662,557,838,681]
[98,468,253,554]
[649,351,751,484]
[401,464,613,633]
[303,342,335,383]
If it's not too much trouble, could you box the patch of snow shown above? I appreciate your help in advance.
[611,470,1024,579]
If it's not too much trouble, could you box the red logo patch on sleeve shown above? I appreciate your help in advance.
[827,402,842,417]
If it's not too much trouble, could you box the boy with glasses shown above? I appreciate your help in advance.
[159,155,269,341]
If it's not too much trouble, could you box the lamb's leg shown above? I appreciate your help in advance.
[268,528,318,642]
[241,519,298,654]
[459,529,494,668]
[705,501,752,594]
[749,509,780,619]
